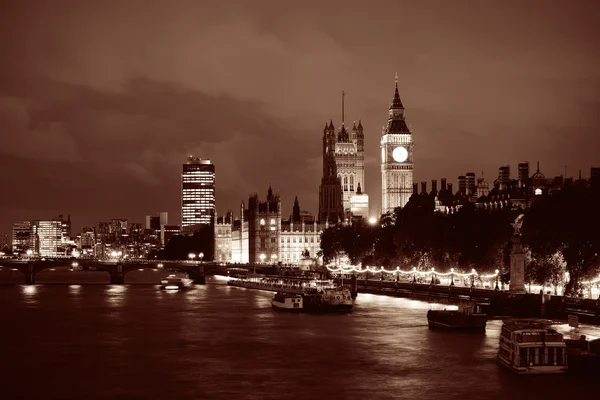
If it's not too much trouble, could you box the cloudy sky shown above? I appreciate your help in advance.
[1,0,599,235]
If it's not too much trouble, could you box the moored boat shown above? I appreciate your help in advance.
[302,286,353,313]
[497,319,568,374]
[271,292,303,312]
[427,302,487,331]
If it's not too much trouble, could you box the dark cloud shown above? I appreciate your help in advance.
[1,0,599,234]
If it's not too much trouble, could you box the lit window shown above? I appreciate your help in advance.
[270,219,275,225]
[260,219,265,226]
[270,227,275,231]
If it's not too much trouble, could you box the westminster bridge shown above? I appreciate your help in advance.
[0,257,244,285]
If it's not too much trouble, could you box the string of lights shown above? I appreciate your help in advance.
[326,265,500,278]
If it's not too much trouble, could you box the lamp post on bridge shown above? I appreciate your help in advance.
[495,269,500,291]
[198,252,204,263]
[188,253,196,262]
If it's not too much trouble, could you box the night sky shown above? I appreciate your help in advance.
[1,0,599,235]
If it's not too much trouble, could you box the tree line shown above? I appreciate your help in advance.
[319,183,600,296]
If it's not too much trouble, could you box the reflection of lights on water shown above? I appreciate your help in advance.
[69,284,82,293]
[22,285,37,295]
[212,275,233,282]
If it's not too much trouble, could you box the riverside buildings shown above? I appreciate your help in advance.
[215,187,328,265]
[11,216,70,257]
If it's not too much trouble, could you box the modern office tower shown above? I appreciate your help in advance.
[12,221,35,255]
[518,162,530,188]
[381,74,414,213]
[498,165,511,189]
[466,172,476,196]
[458,175,466,194]
[36,220,63,257]
[181,156,216,232]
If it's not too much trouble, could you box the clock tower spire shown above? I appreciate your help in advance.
[380,75,414,214]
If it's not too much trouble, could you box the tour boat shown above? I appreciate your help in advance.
[271,292,304,312]
[497,319,568,374]
[427,302,487,331]
[160,274,187,290]
[302,286,353,313]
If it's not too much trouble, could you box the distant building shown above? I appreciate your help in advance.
[12,221,35,255]
[181,156,215,233]
[36,220,62,257]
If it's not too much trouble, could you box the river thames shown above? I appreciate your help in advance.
[1,269,598,400]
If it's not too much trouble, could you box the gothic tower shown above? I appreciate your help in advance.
[318,120,344,223]
[381,74,414,213]
[333,91,365,212]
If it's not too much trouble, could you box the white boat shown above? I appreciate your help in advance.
[160,274,189,290]
[497,319,568,374]
[271,292,303,311]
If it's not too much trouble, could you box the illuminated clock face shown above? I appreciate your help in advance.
[392,146,408,163]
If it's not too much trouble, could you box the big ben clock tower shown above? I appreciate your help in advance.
[381,74,414,213]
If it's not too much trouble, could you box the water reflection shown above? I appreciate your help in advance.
[105,285,127,307]
[20,285,38,307]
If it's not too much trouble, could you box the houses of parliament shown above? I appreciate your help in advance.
[214,77,414,264]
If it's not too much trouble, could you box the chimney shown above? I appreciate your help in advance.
[441,178,447,192]
[431,179,438,194]
[447,183,453,195]
[421,181,427,194]
[412,183,418,195]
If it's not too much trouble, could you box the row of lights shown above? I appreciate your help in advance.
[327,265,500,279]
[188,253,204,262]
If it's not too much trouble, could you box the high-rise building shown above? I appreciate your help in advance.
[181,156,216,232]
[497,165,511,189]
[458,176,466,194]
[381,74,414,213]
[36,220,62,257]
[518,162,530,188]
[466,172,476,196]
[12,221,35,255]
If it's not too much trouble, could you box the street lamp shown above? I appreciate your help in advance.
[368,216,377,225]
[259,253,266,263]
[188,253,196,261]
[450,268,455,286]
[495,269,500,291]
[198,252,204,263]
[26,249,33,257]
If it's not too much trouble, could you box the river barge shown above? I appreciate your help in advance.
[497,319,568,374]
[427,302,488,331]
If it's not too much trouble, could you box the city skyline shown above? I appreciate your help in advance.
[1,0,599,235]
